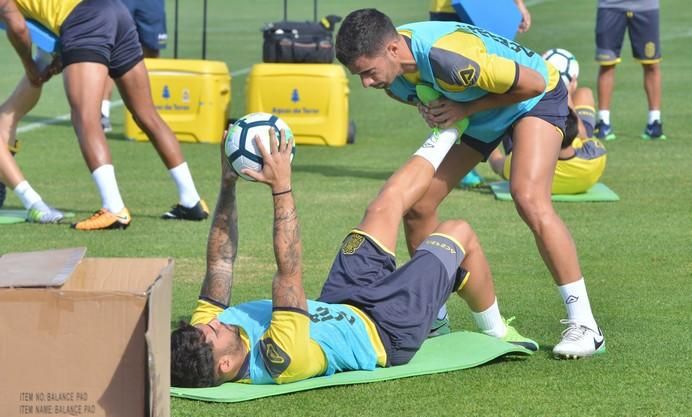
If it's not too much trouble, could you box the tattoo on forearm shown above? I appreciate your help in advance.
[200,175,238,305]
[272,278,302,309]
[274,205,300,276]
[272,196,306,309]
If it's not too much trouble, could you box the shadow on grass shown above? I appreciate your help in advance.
[293,164,392,181]
[460,184,495,195]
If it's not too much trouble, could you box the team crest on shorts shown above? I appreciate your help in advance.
[645,42,656,58]
[342,233,365,255]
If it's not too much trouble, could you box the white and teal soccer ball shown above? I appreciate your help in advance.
[224,112,294,181]
[542,48,580,87]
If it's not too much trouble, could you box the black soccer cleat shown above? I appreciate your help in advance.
[161,199,209,221]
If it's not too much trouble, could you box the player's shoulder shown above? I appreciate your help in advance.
[429,31,485,91]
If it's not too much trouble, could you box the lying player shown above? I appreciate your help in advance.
[489,85,607,194]
[171,129,537,387]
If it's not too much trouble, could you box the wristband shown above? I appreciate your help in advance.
[272,188,292,197]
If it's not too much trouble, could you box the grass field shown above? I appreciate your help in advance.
[1,0,691,415]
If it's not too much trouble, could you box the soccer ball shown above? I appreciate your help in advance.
[224,112,294,181]
[542,48,579,87]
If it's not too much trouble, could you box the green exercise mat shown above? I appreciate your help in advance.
[171,331,531,403]
[0,209,75,225]
[489,181,619,202]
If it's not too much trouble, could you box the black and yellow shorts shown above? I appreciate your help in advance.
[318,231,468,366]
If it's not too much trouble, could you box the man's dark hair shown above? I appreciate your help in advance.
[170,321,216,388]
[562,108,579,149]
[336,9,399,66]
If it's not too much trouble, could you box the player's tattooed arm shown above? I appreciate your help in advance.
[241,129,306,311]
[271,192,306,311]
[200,147,239,306]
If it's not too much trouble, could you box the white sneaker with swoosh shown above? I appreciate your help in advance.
[553,319,606,359]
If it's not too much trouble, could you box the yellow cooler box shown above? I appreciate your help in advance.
[125,58,230,143]
[246,63,351,147]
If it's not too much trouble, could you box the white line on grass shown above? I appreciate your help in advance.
[662,29,692,41]
[16,66,251,134]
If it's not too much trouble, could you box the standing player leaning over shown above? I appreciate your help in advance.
[0,0,208,230]
[594,0,664,140]
[335,9,605,359]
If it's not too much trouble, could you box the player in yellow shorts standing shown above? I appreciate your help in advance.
[489,85,608,195]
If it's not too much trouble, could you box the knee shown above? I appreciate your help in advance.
[404,198,437,224]
[642,63,659,73]
[437,220,478,251]
[364,189,400,221]
[510,187,553,230]
[133,109,164,133]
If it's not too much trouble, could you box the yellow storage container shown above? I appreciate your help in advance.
[246,63,350,147]
[124,58,230,143]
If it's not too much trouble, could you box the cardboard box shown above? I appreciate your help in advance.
[0,248,173,417]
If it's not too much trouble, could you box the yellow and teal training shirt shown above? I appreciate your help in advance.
[14,0,82,36]
[387,21,561,143]
[191,298,387,384]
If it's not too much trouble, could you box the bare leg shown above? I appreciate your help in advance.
[114,60,184,169]
[357,157,436,252]
[0,77,42,187]
[597,65,616,111]
[509,117,581,284]
[487,147,507,179]
[642,62,661,110]
[573,87,595,108]
[63,63,113,171]
[403,143,484,255]
[100,47,159,122]
[432,220,496,312]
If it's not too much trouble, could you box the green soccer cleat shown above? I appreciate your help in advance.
[429,314,451,338]
[27,202,65,224]
[641,121,667,140]
[502,316,539,353]
[594,120,616,141]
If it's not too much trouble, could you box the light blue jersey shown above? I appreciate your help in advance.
[218,299,379,384]
[388,21,560,143]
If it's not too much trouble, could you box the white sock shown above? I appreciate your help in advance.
[648,110,661,124]
[436,304,448,320]
[13,180,42,209]
[413,127,459,170]
[598,110,610,125]
[169,162,200,208]
[101,100,111,118]
[471,298,507,338]
[558,278,598,330]
[92,164,125,213]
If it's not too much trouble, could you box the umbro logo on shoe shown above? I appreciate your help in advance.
[565,295,579,304]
